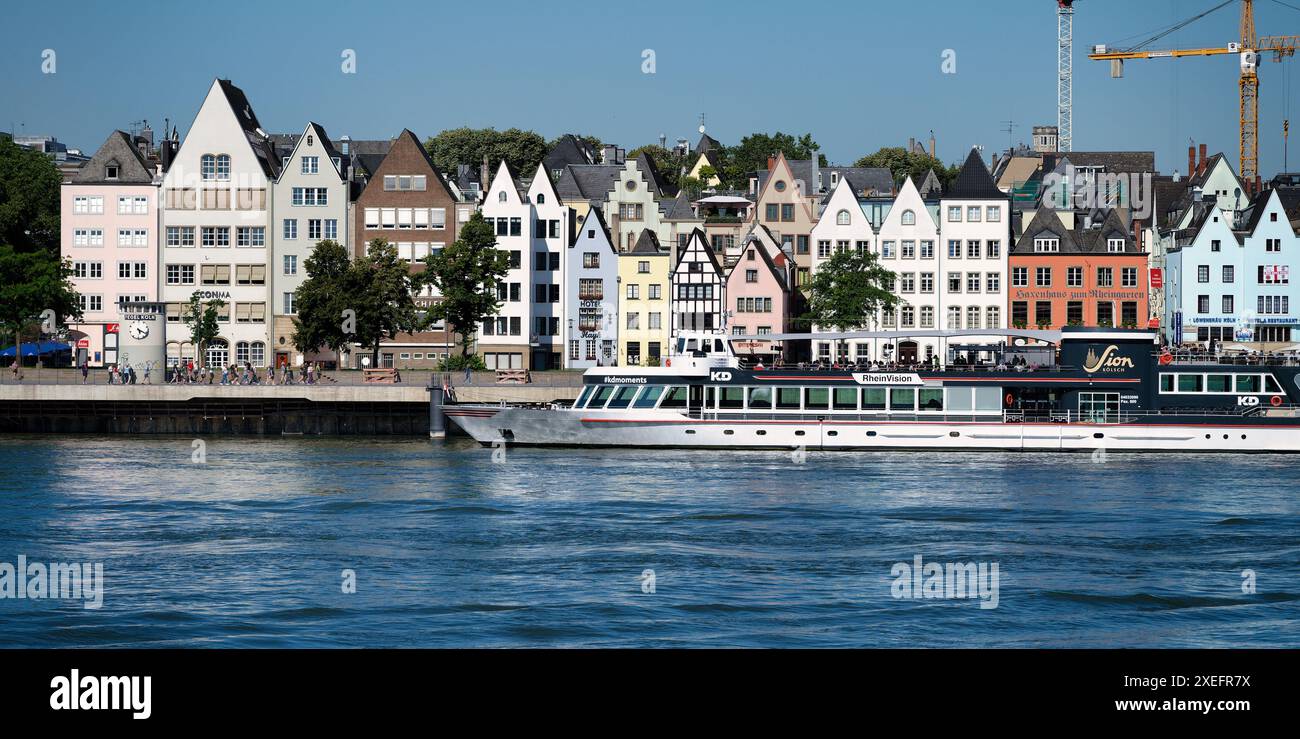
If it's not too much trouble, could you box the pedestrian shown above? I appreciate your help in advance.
[80,360,88,384]
[463,364,472,383]
[143,362,152,384]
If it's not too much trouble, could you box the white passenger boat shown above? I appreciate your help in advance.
[443,328,1300,452]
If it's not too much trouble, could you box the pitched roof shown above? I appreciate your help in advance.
[915,169,943,198]
[216,79,279,178]
[556,164,621,204]
[695,132,721,154]
[943,148,1003,200]
[820,166,894,198]
[543,134,599,173]
[729,230,789,291]
[1046,150,1155,175]
[662,191,701,221]
[627,228,666,255]
[1014,208,1139,254]
[680,228,724,276]
[635,152,674,196]
[72,130,154,184]
[577,207,616,252]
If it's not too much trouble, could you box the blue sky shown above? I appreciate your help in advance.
[6,0,1300,175]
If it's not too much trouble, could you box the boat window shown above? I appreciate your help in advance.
[633,385,665,409]
[861,388,887,411]
[587,385,615,408]
[704,386,716,410]
[947,387,973,411]
[1159,374,1175,393]
[776,387,801,409]
[659,386,689,409]
[573,385,595,408]
[1235,375,1261,393]
[804,387,830,410]
[974,387,1003,411]
[890,388,916,411]
[833,387,858,410]
[675,338,686,354]
[748,387,773,409]
[714,339,725,353]
[1206,374,1231,393]
[1265,375,1283,393]
[1178,374,1204,393]
[918,388,944,411]
[606,385,640,409]
[686,339,698,353]
[719,387,745,409]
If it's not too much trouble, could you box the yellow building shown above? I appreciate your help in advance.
[618,229,671,365]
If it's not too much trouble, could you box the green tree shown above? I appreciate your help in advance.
[417,212,509,358]
[678,176,704,200]
[853,147,960,189]
[290,239,354,364]
[182,294,225,368]
[350,238,425,367]
[0,137,62,256]
[0,244,81,366]
[720,132,825,190]
[802,248,899,359]
[424,127,548,177]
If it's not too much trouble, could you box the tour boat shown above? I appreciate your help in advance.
[443,328,1300,452]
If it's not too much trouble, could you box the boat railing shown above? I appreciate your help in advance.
[734,359,1077,374]
[680,406,1277,424]
[1156,350,1300,367]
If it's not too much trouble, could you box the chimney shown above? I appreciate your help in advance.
[1188,144,1196,177]
[909,137,916,154]
[767,154,776,171]
[929,130,936,158]
[1199,143,1207,170]
[1133,215,1143,252]
[340,135,351,155]
[480,153,489,190]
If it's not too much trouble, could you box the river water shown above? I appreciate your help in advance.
[0,435,1296,647]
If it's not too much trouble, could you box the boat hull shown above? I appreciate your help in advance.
[443,406,1300,452]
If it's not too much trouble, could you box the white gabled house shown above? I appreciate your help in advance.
[670,229,725,334]
[565,208,618,367]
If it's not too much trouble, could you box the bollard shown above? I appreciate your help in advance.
[429,376,446,440]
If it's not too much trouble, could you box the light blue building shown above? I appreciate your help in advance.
[564,209,619,367]
[1165,189,1300,347]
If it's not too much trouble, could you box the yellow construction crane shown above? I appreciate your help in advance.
[1089,0,1298,191]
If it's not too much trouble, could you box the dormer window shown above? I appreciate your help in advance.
[105,162,119,180]
[1033,237,1060,253]
[1107,238,1125,253]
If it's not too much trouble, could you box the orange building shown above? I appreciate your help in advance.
[1010,209,1148,329]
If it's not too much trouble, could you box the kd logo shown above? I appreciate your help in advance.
[709,371,732,382]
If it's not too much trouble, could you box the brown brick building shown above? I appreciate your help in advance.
[351,129,476,368]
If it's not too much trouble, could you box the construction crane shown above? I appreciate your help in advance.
[1059,1,1075,152]
[1089,0,1299,191]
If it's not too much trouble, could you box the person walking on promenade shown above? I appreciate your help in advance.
[463,364,472,384]
[80,360,88,384]
[143,362,152,384]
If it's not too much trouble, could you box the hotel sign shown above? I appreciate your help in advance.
[852,373,923,386]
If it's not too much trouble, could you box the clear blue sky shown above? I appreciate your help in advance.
[6,0,1300,175]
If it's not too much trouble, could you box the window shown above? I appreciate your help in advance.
[1198,294,1210,314]
[301,156,318,174]
[1223,295,1234,313]
[1035,266,1051,286]
[986,306,1001,329]
[236,226,264,247]
[1011,266,1028,287]
[1223,265,1235,283]
[638,260,650,274]
[781,204,794,221]
[1266,238,1282,252]
[966,240,981,259]
[947,240,961,259]
[117,261,147,279]
[649,284,661,300]
[986,272,1000,293]
[966,272,981,293]
[1122,267,1138,288]
[920,273,934,293]
[947,272,962,293]
[235,264,267,285]
[201,154,230,180]
[947,206,961,222]
[201,227,230,248]
[626,284,640,300]
[626,312,639,330]
[1035,301,1052,326]
[291,187,329,206]
[283,219,298,240]
[1211,240,1221,252]
[1066,266,1082,287]
[167,264,195,285]
[986,206,1001,222]
[901,209,916,225]
[1259,265,1290,284]
[967,206,981,222]
[1033,237,1059,253]
[901,273,915,293]
[1107,238,1125,253]
[166,226,195,247]
[836,209,851,225]
[1096,267,1113,288]
[920,240,934,259]
[284,255,298,275]
[1198,265,1210,283]
[881,241,895,258]
[901,240,915,259]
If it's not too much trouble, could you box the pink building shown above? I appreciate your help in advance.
[726,227,794,363]
[62,131,160,367]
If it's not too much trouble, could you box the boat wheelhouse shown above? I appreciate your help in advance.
[443,328,1300,452]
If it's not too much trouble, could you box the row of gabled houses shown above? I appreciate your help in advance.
[57,78,1300,372]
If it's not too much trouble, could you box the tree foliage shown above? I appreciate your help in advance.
[350,238,425,366]
[424,127,548,177]
[853,147,960,189]
[0,137,62,256]
[720,132,825,190]
[182,294,225,367]
[626,144,690,192]
[416,212,509,357]
[0,244,81,358]
[290,239,354,359]
[802,248,899,333]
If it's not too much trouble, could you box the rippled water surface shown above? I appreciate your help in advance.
[0,435,1296,647]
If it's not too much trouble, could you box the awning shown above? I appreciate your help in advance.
[0,340,72,357]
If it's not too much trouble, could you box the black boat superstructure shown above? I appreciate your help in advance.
[445,328,1300,451]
